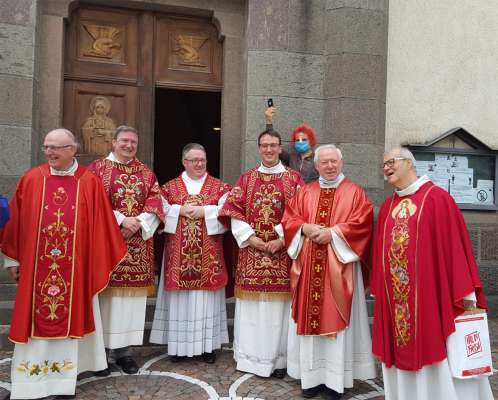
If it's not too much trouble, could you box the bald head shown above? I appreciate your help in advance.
[43,128,78,171]
[45,128,77,145]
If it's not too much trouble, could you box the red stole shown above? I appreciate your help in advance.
[1,165,126,342]
[162,175,231,290]
[281,179,373,335]
[88,158,163,293]
[220,167,304,300]
[372,181,487,370]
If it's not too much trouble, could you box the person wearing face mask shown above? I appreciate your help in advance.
[265,107,319,183]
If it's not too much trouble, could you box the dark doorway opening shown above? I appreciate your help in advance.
[154,88,222,185]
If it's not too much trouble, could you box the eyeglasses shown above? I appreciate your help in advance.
[184,158,207,164]
[41,144,74,152]
[116,138,138,146]
[382,157,407,168]
[259,143,280,150]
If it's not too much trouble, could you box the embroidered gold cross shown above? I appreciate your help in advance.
[313,291,320,301]
[320,210,328,218]
[311,320,319,329]
[314,264,322,272]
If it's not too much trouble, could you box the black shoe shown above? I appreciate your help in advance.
[301,384,325,398]
[202,352,216,364]
[323,387,342,400]
[169,355,187,363]
[93,367,111,377]
[116,356,139,374]
[56,395,76,399]
[270,368,286,379]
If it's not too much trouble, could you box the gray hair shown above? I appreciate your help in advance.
[386,147,416,170]
[114,125,139,139]
[182,143,206,160]
[314,144,343,163]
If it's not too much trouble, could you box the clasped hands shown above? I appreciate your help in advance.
[121,216,142,240]
[248,235,284,255]
[303,223,332,245]
[180,205,205,220]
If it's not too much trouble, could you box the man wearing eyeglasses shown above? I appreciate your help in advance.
[0,128,126,399]
[88,125,164,376]
[281,144,376,399]
[371,147,493,400]
[150,143,232,364]
[220,130,304,378]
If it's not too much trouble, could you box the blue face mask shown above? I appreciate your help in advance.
[294,141,310,153]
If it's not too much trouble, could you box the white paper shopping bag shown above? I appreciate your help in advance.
[447,309,493,379]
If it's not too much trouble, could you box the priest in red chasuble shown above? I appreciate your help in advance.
[281,144,376,399]
[372,147,493,400]
[88,125,163,376]
[220,130,304,378]
[149,143,232,364]
[0,129,126,399]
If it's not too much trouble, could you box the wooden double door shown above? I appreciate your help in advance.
[63,5,223,176]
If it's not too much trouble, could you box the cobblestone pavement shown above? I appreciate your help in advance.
[0,319,495,400]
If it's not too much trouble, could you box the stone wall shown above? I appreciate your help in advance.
[242,0,388,202]
[0,0,38,198]
[385,1,498,313]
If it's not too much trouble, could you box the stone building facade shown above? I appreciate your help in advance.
[0,0,496,312]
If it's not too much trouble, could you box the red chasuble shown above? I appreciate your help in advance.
[220,167,304,301]
[0,164,126,343]
[88,158,163,295]
[371,181,487,371]
[162,175,231,290]
[281,179,373,336]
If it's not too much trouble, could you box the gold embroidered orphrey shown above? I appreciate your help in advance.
[388,198,417,346]
[82,23,122,58]
[81,95,116,155]
[172,34,208,66]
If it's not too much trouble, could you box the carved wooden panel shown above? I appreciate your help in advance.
[155,16,223,90]
[63,81,138,164]
[65,7,139,82]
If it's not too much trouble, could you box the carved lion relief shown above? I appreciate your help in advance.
[81,96,116,155]
[82,23,122,59]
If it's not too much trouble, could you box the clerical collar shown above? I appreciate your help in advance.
[319,173,345,188]
[258,161,286,174]
[395,175,431,197]
[108,152,134,165]
[50,159,78,176]
[182,171,207,185]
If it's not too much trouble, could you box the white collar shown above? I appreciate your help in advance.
[319,173,345,188]
[107,152,134,165]
[395,175,431,197]
[50,159,78,176]
[182,171,207,185]
[258,161,286,174]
